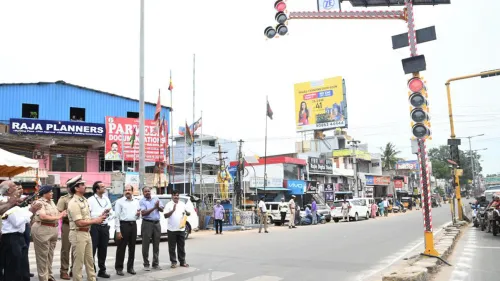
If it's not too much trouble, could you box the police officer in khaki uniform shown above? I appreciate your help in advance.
[57,187,74,280]
[66,175,108,281]
[32,185,67,281]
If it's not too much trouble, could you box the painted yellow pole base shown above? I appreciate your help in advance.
[423,231,440,256]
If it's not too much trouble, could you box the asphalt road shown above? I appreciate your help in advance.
[28,204,453,281]
[433,223,500,281]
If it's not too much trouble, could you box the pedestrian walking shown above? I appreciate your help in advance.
[383,198,389,216]
[416,198,421,210]
[378,201,385,217]
[370,202,377,218]
[87,181,113,278]
[288,195,297,229]
[66,175,107,281]
[341,198,349,222]
[114,184,141,276]
[278,198,287,226]
[258,197,268,233]
[31,185,67,281]
[56,187,75,280]
[164,190,191,268]
[212,200,225,234]
[140,187,164,271]
[311,199,318,225]
[0,180,41,281]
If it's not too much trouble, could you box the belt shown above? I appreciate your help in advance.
[98,224,108,227]
[71,228,90,232]
[62,221,69,225]
[143,219,160,224]
[40,222,58,227]
[120,221,136,224]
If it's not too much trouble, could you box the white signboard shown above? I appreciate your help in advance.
[250,178,283,188]
[318,0,340,12]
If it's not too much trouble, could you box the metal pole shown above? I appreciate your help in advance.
[121,131,125,173]
[468,137,476,193]
[200,110,203,192]
[138,0,146,190]
[264,96,268,197]
[192,54,196,195]
[170,69,174,187]
[183,122,187,194]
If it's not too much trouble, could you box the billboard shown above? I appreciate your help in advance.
[294,76,347,132]
[9,118,104,137]
[105,116,166,162]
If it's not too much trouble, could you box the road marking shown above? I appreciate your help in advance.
[356,221,452,281]
[244,276,283,281]
[176,271,234,281]
[116,267,198,281]
[472,246,500,249]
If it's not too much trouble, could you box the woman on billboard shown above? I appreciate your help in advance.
[329,103,344,122]
[298,101,310,125]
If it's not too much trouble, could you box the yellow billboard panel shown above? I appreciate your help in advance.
[294,76,347,132]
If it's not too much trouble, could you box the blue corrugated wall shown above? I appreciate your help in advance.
[0,82,170,126]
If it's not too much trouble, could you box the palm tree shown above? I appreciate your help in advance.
[381,142,401,171]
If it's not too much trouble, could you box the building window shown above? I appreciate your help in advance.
[70,107,86,121]
[208,141,215,147]
[51,153,86,172]
[22,103,39,119]
[127,112,139,118]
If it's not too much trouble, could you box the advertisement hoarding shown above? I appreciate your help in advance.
[105,116,166,162]
[305,181,318,194]
[308,157,333,174]
[365,175,391,186]
[396,160,419,170]
[9,118,105,137]
[294,76,347,132]
[286,180,306,195]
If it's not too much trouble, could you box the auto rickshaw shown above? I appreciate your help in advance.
[401,197,413,210]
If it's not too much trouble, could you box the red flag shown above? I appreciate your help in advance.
[154,89,161,122]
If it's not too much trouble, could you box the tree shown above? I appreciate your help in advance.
[428,145,482,182]
[381,142,402,171]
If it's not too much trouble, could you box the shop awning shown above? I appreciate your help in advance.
[13,168,49,179]
[256,187,288,192]
[0,148,39,177]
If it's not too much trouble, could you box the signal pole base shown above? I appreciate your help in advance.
[423,231,439,256]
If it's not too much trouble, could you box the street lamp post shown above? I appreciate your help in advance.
[458,134,484,193]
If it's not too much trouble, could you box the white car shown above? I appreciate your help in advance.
[108,194,199,242]
[330,199,370,222]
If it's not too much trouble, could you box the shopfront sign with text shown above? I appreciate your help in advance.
[9,118,105,137]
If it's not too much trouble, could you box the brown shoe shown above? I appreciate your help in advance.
[60,273,71,280]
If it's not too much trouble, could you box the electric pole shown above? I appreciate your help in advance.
[236,140,244,206]
[348,139,360,198]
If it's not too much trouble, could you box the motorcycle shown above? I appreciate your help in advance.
[471,204,479,228]
[491,208,500,236]
[299,213,326,225]
[479,206,488,231]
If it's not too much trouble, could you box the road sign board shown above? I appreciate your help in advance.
[392,26,437,49]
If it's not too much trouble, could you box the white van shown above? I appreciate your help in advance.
[108,194,199,242]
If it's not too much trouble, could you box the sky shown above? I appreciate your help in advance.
[0,0,499,175]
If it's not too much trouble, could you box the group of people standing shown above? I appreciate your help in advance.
[0,175,191,281]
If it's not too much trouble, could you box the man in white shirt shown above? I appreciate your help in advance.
[278,198,287,226]
[0,180,41,281]
[383,198,389,217]
[88,181,113,278]
[164,190,190,268]
[114,184,141,276]
[258,197,269,233]
[288,195,297,229]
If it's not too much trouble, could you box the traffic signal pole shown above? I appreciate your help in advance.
[445,69,500,221]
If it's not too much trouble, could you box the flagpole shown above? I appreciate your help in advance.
[191,53,196,195]
[138,0,146,190]
[158,113,161,190]
[121,131,125,173]
[200,110,203,191]
[169,69,174,188]
[184,119,187,194]
[264,95,268,196]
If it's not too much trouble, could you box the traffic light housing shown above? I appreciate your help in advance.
[408,76,431,139]
[264,0,288,39]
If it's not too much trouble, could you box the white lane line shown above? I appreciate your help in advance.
[111,266,198,281]
[357,221,452,281]
[244,276,284,281]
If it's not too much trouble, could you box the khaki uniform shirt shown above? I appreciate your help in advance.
[57,194,73,224]
[34,198,59,223]
[67,194,91,230]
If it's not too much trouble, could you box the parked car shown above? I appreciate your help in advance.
[108,194,199,242]
[330,199,370,222]
[300,203,332,222]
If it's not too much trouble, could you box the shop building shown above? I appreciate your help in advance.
[0,81,170,191]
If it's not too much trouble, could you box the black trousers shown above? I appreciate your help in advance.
[91,224,110,273]
[167,230,186,265]
[1,233,30,281]
[115,221,137,271]
[280,212,286,225]
[141,220,161,267]
[214,219,223,233]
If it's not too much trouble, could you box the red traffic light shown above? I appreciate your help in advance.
[408,77,424,93]
[275,0,286,12]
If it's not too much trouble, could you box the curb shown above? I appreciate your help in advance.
[381,221,468,281]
